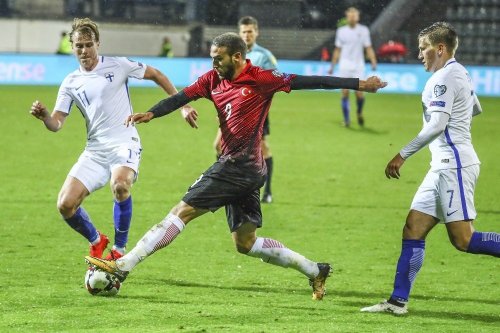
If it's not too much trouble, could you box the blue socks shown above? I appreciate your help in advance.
[64,207,99,243]
[390,239,426,302]
[341,97,350,124]
[356,97,365,115]
[113,196,132,248]
[467,231,500,257]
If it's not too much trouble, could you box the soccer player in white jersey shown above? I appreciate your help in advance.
[213,16,278,203]
[361,22,500,315]
[30,18,198,260]
[328,7,377,127]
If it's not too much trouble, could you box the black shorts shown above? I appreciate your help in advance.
[182,157,266,232]
[262,116,270,137]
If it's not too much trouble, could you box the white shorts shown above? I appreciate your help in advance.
[337,67,365,80]
[410,164,479,223]
[68,142,142,193]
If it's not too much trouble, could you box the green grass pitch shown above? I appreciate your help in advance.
[1,85,499,332]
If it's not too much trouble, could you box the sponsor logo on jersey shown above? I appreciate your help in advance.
[430,100,446,107]
[441,159,449,163]
[434,84,447,97]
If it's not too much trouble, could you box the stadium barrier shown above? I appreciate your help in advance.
[0,54,499,96]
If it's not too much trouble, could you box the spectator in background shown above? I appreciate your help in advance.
[0,0,11,17]
[377,40,408,63]
[328,7,377,127]
[56,31,73,55]
[159,37,174,58]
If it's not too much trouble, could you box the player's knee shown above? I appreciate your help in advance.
[57,197,77,218]
[111,178,132,200]
[402,223,426,240]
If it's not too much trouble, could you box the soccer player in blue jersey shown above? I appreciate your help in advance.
[214,16,277,203]
[361,22,500,315]
[30,18,198,260]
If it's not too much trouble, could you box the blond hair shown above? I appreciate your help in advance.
[418,22,458,54]
[70,18,100,43]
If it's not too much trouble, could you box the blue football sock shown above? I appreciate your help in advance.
[356,97,365,115]
[341,97,350,124]
[467,231,500,257]
[113,196,132,248]
[64,207,99,243]
[390,239,426,302]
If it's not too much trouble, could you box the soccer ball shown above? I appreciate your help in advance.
[84,267,121,296]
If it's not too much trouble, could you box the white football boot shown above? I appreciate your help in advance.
[361,300,408,315]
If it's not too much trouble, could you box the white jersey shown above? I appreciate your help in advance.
[422,58,480,170]
[55,56,147,150]
[335,24,371,71]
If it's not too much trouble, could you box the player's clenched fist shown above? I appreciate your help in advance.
[360,76,387,93]
[30,100,49,120]
[126,112,154,126]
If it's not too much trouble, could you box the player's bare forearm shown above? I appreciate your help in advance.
[30,101,63,132]
[385,153,405,179]
[366,47,377,70]
[358,76,387,92]
[145,66,179,96]
[328,48,340,74]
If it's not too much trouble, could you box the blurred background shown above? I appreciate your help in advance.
[0,0,498,64]
[0,0,498,96]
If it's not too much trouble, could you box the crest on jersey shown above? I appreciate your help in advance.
[241,87,252,96]
[433,84,447,97]
[105,72,114,82]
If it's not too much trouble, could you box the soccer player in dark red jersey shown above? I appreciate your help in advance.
[86,32,386,300]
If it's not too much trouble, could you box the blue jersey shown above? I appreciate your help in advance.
[247,43,277,70]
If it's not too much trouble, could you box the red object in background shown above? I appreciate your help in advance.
[377,40,407,62]
[321,47,330,61]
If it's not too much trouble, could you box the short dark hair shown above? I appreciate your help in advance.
[238,16,259,29]
[212,32,247,58]
[418,22,458,53]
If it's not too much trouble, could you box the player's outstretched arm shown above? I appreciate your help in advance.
[126,91,195,127]
[144,66,198,128]
[30,100,66,132]
[290,75,387,92]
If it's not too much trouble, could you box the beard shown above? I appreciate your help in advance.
[218,65,235,80]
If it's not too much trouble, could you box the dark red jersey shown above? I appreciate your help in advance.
[183,60,295,175]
